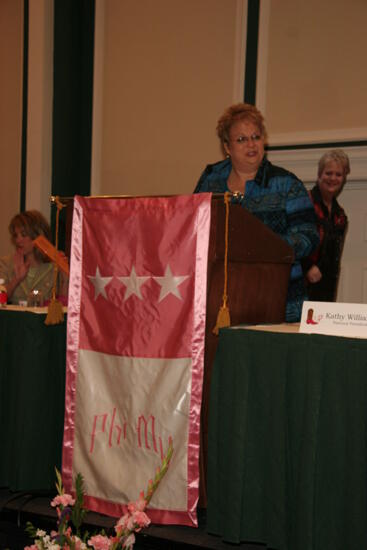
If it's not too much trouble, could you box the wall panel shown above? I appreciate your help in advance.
[0,0,23,256]
[259,0,367,145]
[94,0,246,196]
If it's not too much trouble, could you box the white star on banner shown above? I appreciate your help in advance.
[153,264,189,302]
[118,265,151,300]
[88,266,113,300]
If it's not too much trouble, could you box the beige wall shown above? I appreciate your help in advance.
[0,0,23,256]
[260,0,367,144]
[95,0,367,193]
[93,0,245,197]
[25,0,53,218]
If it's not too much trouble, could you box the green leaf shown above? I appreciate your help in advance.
[25,521,37,538]
[55,466,64,495]
[70,472,88,536]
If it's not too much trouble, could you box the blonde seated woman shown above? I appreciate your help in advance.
[303,149,350,302]
[0,210,68,305]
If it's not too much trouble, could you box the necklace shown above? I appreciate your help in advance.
[227,167,254,194]
[20,263,53,296]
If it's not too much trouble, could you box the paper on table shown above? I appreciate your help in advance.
[0,304,68,314]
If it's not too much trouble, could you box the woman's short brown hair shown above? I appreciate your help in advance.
[216,103,268,152]
[9,210,52,262]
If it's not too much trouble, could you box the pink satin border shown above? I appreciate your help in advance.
[62,197,84,492]
[83,494,197,526]
[61,193,212,527]
[186,194,211,519]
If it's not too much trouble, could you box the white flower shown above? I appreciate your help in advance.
[36,529,46,537]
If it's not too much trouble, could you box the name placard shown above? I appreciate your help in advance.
[300,301,367,338]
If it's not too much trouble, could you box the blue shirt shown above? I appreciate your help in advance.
[194,156,319,322]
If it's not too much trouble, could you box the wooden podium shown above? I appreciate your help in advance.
[199,195,294,505]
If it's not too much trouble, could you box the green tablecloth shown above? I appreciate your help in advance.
[207,326,367,550]
[0,309,66,491]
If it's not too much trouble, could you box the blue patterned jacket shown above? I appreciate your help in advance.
[194,156,319,322]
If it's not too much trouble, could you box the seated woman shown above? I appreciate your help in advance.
[0,210,68,305]
[303,149,350,302]
[194,102,319,322]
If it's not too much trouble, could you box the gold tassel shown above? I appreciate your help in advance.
[45,293,64,325]
[213,303,231,335]
[45,196,65,326]
[213,192,231,335]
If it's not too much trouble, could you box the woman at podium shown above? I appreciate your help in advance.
[194,102,319,322]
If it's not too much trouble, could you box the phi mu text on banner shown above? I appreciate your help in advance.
[62,194,211,526]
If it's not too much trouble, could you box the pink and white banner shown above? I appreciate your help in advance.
[62,194,211,526]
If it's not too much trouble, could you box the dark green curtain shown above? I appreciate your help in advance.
[207,327,367,550]
[244,0,260,105]
[0,310,66,491]
[20,0,29,211]
[51,0,95,246]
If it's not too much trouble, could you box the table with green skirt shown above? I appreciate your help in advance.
[207,324,367,550]
[0,308,66,491]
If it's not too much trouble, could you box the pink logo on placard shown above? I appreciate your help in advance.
[306,308,318,325]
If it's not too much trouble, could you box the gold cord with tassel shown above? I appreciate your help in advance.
[213,192,231,335]
[45,196,65,325]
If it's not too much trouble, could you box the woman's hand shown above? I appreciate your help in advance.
[4,251,31,299]
[306,265,322,284]
[13,250,30,283]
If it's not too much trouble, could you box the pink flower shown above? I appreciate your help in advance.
[51,494,75,508]
[122,533,135,548]
[132,510,151,530]
[115,524,124,536]
[115,513,130,532]
[88,534,112,550]
[126,515,136,531]
[73,536,86,550]
[24,546,38,550]
[127,497,146,514]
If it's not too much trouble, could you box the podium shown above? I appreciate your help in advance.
[199,195,294,505]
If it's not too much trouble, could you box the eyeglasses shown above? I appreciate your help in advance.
[229,133,262,145]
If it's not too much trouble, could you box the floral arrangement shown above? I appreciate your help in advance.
[25,442,173,550]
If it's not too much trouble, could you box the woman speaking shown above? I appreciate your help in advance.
[194,102,319,322]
